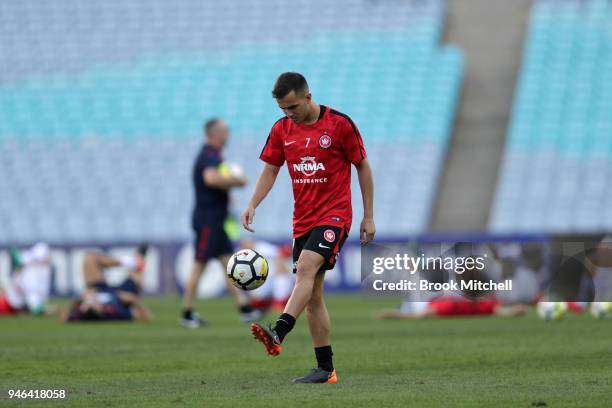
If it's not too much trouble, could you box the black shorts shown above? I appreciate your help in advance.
[89,281,111,292]
[292,225,348,273]
[115,278,140,295]
[193,222,234,262]
[88,278,140,295]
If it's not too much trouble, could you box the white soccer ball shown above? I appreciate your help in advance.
[226,249,269,291]
[590,302,612,319]
[537,301,567,321]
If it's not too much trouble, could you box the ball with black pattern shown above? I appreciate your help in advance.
[226,249,269,291]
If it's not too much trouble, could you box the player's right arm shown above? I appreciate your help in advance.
[241,164,280,232]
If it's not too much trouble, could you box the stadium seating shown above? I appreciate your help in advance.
[0,0,463,243]
[490,0,612,233]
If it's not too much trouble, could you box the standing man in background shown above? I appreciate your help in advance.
[180,118,261,328]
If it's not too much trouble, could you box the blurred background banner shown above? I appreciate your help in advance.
[0,240,362,297]
[3,234,610,301]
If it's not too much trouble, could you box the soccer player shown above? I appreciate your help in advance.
[81,243,149,295]
[373,296,528,319]
[180,118,262,328]
[375,260,529,319]
[60,288,152,322]
[60,244,152,322]
[0,242,53,316]
[241,72,375,383]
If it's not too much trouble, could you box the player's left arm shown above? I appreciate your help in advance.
[355,158,375,244]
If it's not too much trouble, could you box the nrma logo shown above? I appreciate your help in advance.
[293,156,325,177]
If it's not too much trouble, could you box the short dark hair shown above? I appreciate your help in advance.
[272,72,308,99]
[204,118,221,135]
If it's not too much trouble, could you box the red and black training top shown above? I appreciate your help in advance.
[260,105,367,238]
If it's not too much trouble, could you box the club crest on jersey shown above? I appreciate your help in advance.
[323,229,336,242]
[319,133,332,149]
[293,156,326,177]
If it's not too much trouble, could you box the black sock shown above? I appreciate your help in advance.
[239,305,253,314]
[273,313,296,342]
[315,345,334,372]
[183,309,193,319]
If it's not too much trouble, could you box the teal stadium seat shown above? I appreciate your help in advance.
[491,0,612,232]
[0,0,463,243]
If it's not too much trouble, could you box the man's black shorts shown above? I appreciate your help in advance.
[193,221,233,262]
[88,278,140,295]
[292,225,348,273]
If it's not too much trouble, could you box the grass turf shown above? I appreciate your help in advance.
[1,295,611,407]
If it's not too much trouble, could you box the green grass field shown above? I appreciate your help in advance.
[2,295,611,407]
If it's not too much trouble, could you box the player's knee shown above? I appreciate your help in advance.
[189,269,204,281]
[190,260,206,277]
[295,252,323,280]
[295,262,318,283]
